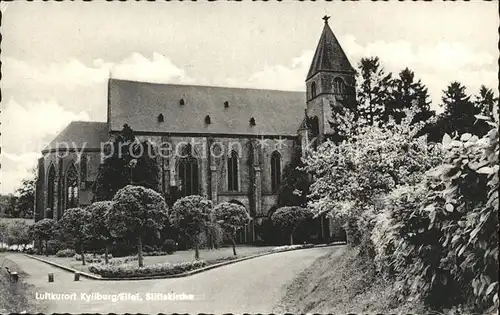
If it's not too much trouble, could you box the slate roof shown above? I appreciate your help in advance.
[108,79,306,137]
[42,121,109,153]
[306,21,355,80]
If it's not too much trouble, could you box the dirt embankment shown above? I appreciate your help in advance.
[276,246,426,314]
[0,254,47,314]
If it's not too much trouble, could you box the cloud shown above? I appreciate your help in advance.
[1,53,200,193]
[0,98,91,194]
[110,52,197,84]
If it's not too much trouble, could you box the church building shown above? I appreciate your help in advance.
[34,17,355,243]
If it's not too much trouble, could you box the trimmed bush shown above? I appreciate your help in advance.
[162,239,177,254]
[55,248,76,257]
[88,260,206,278]
[46,240,64,255]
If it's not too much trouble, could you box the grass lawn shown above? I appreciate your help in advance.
[0,217,35,225]
[0,254,47,313]
[33,245,276,274]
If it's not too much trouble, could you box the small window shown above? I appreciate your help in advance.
[180,98,185,106]
[249,117,256,126]
[311,81,317,98]
[224,101,229,108]
[157,114,164,123]
[205,115,211,124]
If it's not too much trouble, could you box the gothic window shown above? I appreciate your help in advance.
[249,117,256,126]
[178,144,199,197]
[80,154,87,183]
[205,115,211,125]
[271,151,282,193]
[334,77,345,94]
[309,116,320,138]
[158,114,164,123]
[227,151,239,191]
[47,164,56,218]
[311,81,317,99]
[66,163,79,210]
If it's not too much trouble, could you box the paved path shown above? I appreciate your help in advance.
[5,247,337,313]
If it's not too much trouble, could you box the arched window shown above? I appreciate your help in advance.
[271,151,282,193]
[178,144,199,197]
[249,117,256,126]
[311,81,317,99]
[157,114,164,123]
[205,115,211,125]
[334,77,345,94]
[310,116,320,138]
[80,154,87,183]
[47,164,56,218]
[66,163,79,210]
[227,151,239,191]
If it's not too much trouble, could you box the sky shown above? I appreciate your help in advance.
[1,1,498,194]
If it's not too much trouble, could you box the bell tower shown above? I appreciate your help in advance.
[305,16,356,141]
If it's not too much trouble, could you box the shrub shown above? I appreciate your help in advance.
[197,223,224,250]
[30,218,58,256]
[107,185,169,267]
[110,239,137,257]
[162,239,177,254]
[46,240,63,255]
[271,206,313,245]
[24,247,37,255]
[213,202,251,255]
[55,248,76,257]
[88,260,206,278]
[170,195,213,260]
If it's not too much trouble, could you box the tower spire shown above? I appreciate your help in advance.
[306,17,355,80]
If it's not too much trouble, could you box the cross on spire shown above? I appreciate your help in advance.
[322,15,330,24]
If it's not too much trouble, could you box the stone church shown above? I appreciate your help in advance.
[34,18,355,243]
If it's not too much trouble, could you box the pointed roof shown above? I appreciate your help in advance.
[306,17,355,80]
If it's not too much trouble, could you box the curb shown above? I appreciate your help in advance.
[24,242,346,281]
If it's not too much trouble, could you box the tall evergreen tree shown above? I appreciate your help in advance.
[440,81,478,136]
[93,124,160,201]
[386,67,435,124]
[474,85,498,119]
[356,57,393,127]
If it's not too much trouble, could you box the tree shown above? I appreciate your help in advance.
[474,85,498,119]
[16,170,37,219]
[386,67,435,124]
[271,206,313,245]
[31,218,58,256]
[356,57,393,127]
[213,202,251,255]
[305,109,441,247]
[93,124,160,201]
[6,220,31,250]
[170,195,213,260]
[440,82,478,135]
[60,208,91,265]
[277,146,311,208]
[87,201,114,264]
[106,185,169,267]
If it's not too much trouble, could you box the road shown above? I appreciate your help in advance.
[5,246,337,313]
